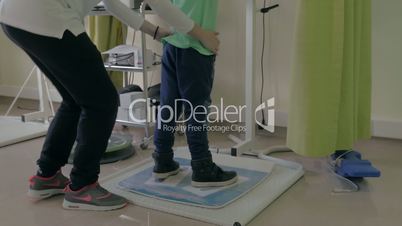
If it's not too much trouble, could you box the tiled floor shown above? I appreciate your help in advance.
[0,97,401,226]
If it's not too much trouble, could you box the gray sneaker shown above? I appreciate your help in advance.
[63,182,128,211]
[28,171,70,200]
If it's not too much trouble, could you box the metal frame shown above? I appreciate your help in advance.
[91,0,267,153]
[4,66,55,123]
[229,0,258,156]
[93,4,156,149]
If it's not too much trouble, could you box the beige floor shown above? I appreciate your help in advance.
[0,97,401,226]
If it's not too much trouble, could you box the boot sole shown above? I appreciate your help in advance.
[62,199,128,211]
[191,176,238,188]
[153,168,180,180]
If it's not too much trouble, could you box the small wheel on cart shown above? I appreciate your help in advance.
[140,142,149,150]
[233,222,242,226]
[121,125,128,129]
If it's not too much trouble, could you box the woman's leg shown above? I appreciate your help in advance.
[26,53,82,177]
[1,24,119,189]
[1,25,81,177]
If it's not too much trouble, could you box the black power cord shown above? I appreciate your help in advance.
[261,4,280,13]
[259,0,268,128]
[258,1,279,129]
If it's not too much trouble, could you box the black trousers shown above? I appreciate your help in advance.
[1,24,119,188]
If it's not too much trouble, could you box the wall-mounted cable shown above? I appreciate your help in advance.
[259,1,278,129]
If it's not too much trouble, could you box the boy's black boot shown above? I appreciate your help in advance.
[152,152,180,179]
[191,157,238,187]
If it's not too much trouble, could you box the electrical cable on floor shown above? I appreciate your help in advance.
[326,151,359,193]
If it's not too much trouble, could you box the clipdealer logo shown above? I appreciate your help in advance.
[128,97,275,133]
[255,98,275,133]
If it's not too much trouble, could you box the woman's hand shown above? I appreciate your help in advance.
[188,24,220,54]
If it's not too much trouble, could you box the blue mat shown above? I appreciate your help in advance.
[118,158,270,208]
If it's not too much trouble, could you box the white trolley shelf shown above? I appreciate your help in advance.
[91,4,157,150]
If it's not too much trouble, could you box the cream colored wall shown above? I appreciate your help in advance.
[0,31,36,88]
[208,0,299,125]
[212,0,402,128]
[372,0,402,122]
[0,0,401,130]
[216,0,402,130]
[128,0,296,121]
[0,30,60,100]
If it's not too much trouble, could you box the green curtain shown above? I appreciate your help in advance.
[88,16,127,89]
[286,0,372,157]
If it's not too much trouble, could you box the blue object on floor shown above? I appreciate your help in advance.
[332,150,381,178]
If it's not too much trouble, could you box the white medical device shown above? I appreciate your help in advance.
[103,45,156,68]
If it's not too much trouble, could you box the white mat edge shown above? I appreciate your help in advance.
[101,152,304,226]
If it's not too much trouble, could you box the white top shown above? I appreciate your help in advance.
[0,0,194,39]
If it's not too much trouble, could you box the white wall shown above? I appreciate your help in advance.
[213,0,402,138]
[0,30,37,93]
[0,0,297,114]
[129,0,296,124]
[210,0,298,125]
[371,0,402,138]
[0,0,401,138]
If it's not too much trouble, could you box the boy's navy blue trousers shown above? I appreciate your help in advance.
[154,43,215,160]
